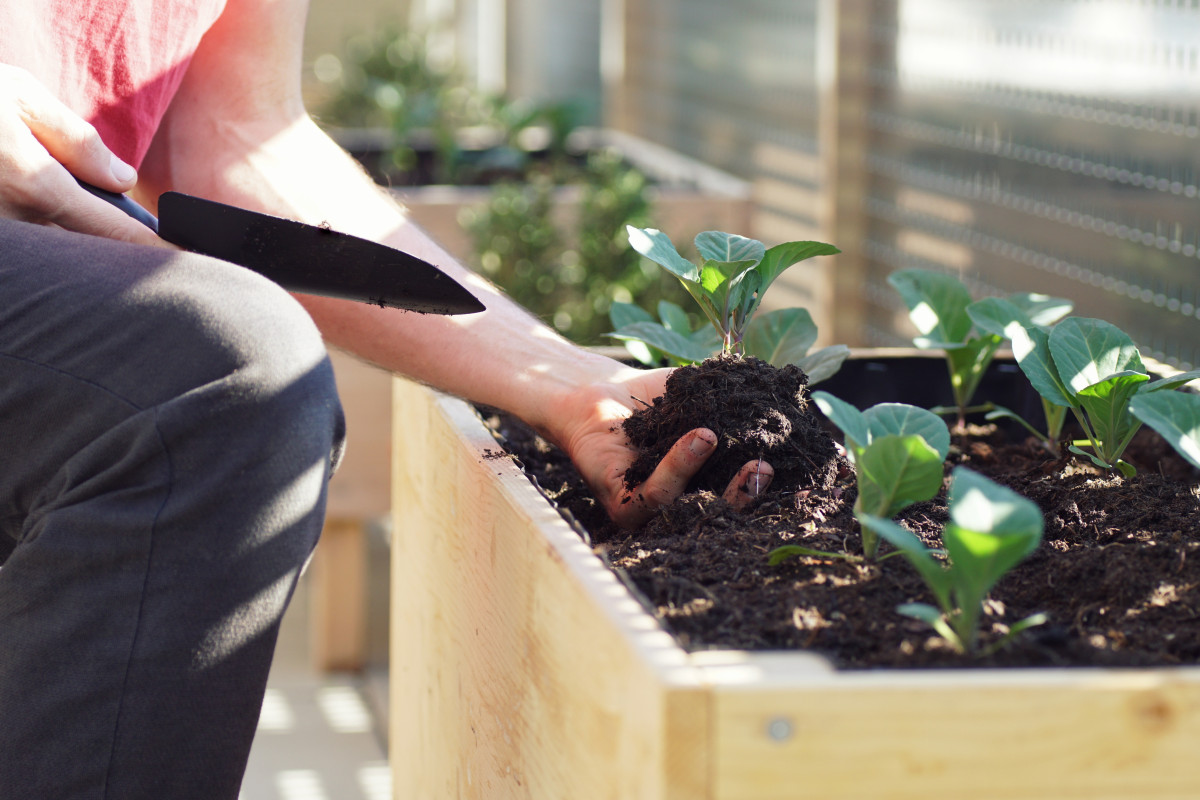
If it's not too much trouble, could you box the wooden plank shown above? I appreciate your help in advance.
[325,348,392,520]
[817,0,887,346]
[309,517,368,672]
[390,378,710,799]
[708,663,1200,799]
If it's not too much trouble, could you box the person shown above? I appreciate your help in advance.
[0,0,773,797]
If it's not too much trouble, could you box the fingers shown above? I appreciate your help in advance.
[607,429,774,529]
[0,65,160,245]
[721,460,774,509]
[608,428,716,529]
[5,65,137,193]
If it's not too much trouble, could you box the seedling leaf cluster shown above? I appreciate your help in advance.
[888,269,1072,428]
[861,467,1046,654]
[772,393,950,561]
[611,227,847,381]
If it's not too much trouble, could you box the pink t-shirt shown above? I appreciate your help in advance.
[0,0,227,167]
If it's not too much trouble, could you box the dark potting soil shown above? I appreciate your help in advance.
[620,354,843,496]
[481,356,1200,670]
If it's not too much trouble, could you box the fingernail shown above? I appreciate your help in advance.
[689,432,715,457]
[110,153,137,183]
[746,465,771,497]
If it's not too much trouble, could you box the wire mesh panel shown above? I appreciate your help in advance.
[615,0,824,243]
[864,0,1200,363]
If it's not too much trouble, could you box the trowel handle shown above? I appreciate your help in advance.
[76,178,160,233]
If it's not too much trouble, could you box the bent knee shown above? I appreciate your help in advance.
[111,250,334,406]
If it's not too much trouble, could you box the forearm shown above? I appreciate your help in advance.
[138,113,629,442]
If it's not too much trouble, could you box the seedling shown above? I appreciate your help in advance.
[888,269,1071,429]
[620,226,842,360]
[989,316,1200,476]
[609,300,849,384]
[860,467,1046,655]
[966,296,1072,453]
[770,392,950,561]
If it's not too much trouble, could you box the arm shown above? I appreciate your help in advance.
[136,0,771,527]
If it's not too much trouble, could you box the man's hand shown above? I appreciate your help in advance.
[0,64,162,245]
[554,365,774,530]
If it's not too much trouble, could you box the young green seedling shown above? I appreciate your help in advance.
[609,300,850,384]
[860,467,1046,655]
[966,296,1074,453]
[622,226,841,359]
[769,392,950,561]
[991,316,1200,476]
[888,269,1072,429]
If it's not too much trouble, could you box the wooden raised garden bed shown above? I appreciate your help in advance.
[388,349,1200,799]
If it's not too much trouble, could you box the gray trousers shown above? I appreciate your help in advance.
[0,219,346,799]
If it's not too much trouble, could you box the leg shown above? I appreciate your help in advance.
[0,220,345,799]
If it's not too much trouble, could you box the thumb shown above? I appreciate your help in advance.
[10,66,137,193]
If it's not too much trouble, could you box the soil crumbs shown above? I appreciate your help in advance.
[482,407,1200,672]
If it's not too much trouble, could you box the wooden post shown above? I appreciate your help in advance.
[818,0,885,346]
[308,517,368,672]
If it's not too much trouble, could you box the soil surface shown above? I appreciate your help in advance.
[481,357,1200,670]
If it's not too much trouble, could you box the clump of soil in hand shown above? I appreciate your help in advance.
[621,354,843,496]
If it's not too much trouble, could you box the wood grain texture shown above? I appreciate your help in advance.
[389,377,710,799]
[707,663,1200,799]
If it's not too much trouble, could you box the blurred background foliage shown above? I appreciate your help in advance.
[312,25,694,344]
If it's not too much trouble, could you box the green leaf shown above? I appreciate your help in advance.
[812,391,870,457]
[855,434,945,519]
[941,468,1043,646]
[1007,293,1073,327]
[609,301,654,330]
[1130,390,1200,470]
[986,404,1050,441]
[896,602,946,627]
[983,612,1050,656]
[626,225,700,282]
[698,259,758,295]
[688,326,724,354]
[1049,317,1146,394]
[753,240,841,295]
[946,467,1044,545]
[608,322,715,364]
[742,308,819,367]
[966,297,1032,339]
[1068,443,1113,469]
[1008,323,1074,408]
[887,269,975,347]
[860,514,952,610]
[896,602,963,650]
[863,403,951,461]
[1075,372,1149,462]
[767,544,854,565]
[796,345,850,385]
[694,230,765,266]
[944,334,1003,410]
[1142,368,1200,393]
[657,300,692,335]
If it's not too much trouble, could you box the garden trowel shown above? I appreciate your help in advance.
[79,181,485,316]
